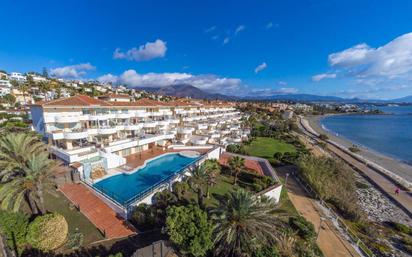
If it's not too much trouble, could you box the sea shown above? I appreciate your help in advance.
[321,106,412,165]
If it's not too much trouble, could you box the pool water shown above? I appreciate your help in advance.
[93,153,198,205]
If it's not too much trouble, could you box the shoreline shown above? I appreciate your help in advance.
[305,114,412,183]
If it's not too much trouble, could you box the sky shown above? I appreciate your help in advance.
[1,0,412,99]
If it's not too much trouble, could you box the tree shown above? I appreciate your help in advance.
[166,205,214,257]
[0,151,61,214]
[42,67,49,78]
[172,181,190,201]
[189,166,207,208]
[201,160,221,198]
[0,133,46,182]
[1,94,15,105]
[228,156,245,185]
[211,189,284,257]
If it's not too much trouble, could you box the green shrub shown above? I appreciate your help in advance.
[289,216,316,241]
[27,213,68,251]
[0,210,29,253]
[253,245,280,257]
[66,232,84,250]
[130,204,157,231]
[389,221,412,235]
[166,205,214,257]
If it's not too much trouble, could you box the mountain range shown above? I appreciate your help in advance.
[133,84,412,103]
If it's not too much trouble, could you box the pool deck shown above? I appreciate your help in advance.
[124,146,209,170]
[59,183,137,239]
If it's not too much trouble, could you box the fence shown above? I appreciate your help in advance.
[293,173,374,257]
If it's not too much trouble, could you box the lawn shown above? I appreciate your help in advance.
[44,190,104,248]
[244,137,296,161]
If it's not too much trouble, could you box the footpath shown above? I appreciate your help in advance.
[278,166,360,257]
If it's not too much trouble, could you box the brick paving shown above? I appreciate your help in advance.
[59,183,136,239]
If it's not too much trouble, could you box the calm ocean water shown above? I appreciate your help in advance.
[321,106,412,164]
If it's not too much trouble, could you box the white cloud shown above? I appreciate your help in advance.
[277,87,298,94]
[266,22,273,29]
[101,69,244,95]
[97,73,118,84]
[50,63,95,79]
[254,62,268,74]
[277,81,288,86]
[328,33,412,78]
[312,73,337,82]
[223,37,230,45]
[205,26,216,33]
[251,87,298,96]
[113,39,167,62]
[235,25,245,35]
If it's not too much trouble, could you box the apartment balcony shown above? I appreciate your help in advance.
[167,118,180,124]
[87,128,99,135]
[197,124,208,130]
[50,146,99,164]
[143,121,157,128]
[98,127,117,135]
[228,137,242,143]
[190,136,209,145]
[135,111,150,118]
[177,127,195,134]
[157,120,170,126]
[115,125,125,130]
[114,113,132,119]
[64,130,88,140]
[124,124,143,131]
[89,114,110,120]
[48,130,64,140]
[55,115,80,123]
[183,117,194,122]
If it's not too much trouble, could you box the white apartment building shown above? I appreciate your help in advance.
[30,95,249,170]
[0,80,12,96]
[9,72,27,82]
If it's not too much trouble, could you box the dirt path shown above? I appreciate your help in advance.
[278,166,360,257]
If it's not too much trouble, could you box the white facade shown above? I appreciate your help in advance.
[30,95,250,169]
[9,72,26,82]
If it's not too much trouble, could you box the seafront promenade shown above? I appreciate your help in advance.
[298,116,412,218]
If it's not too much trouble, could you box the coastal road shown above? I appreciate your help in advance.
[298,117,412,219]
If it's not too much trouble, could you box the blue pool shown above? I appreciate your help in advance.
[93,153,198,206]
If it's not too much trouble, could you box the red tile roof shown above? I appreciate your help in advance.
[33,95,112,107]
[99,93,130,99]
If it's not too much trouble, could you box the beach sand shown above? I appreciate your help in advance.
[306,114,412,183]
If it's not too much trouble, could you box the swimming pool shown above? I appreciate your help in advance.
[93,153,199,206]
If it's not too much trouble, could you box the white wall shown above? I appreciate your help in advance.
[261,184,283,204]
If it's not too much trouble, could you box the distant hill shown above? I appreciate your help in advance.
[390,95,412,103]
[247,94,347,102]
[133,84,237,100]
[132,84,412,104]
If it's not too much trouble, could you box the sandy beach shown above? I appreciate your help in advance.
[305,114,412,183]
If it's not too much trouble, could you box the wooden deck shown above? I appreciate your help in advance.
[59,183,137,239]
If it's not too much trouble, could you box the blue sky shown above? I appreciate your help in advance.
[1,0,412,99]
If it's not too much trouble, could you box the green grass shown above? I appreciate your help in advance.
[244,137,296,161]
[44,190,104,248]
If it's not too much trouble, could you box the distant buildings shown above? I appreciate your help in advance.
[9,72,27,82]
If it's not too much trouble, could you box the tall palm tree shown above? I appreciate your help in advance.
[211,189,284,257]
[228,156,245,185]
[202,160,221,198]
[189,166,208,208]
[0,133,46,182]
[0,152,61,214]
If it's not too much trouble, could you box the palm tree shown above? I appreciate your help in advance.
[228,156,245,185]
[0,152,61,214]
[0,133,46,182]
[202,160,221,198]
[189,166,208,208]
[211,189,284,257]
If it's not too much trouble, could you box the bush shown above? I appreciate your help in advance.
[27,213,68,251]
[130,204,158,231]
[253,245,280,257]
[389,221,412,235]
[318,134,329,140]
[0,210,29,253]
[66,232,84,250]
[289,216,316,241]
[166,205,214,257]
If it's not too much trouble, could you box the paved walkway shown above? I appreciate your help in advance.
[278,166,360,257]
[60,183,136,239]
[299,117,412,218]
